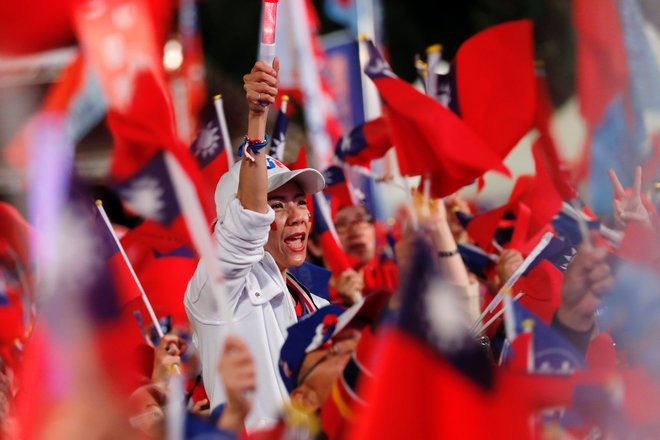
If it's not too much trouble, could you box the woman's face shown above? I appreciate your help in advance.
[264,181,311,272]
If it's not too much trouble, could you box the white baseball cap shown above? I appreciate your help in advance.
[214,156,325,222]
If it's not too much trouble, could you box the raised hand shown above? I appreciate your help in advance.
[557,238,613,332]
[151,334,187,384]
[243,57,280,115]
[609,166,651,228]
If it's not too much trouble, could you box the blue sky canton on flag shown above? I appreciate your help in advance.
[190,118,224,168]
[153,245,195,259]
[552,211,600,247]
[269,105,289,161]
[364,40,396,80]
[512,302,586,374]
[114,151,180,227]
[522,237,577,276]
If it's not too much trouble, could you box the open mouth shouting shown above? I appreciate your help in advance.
[284,232,307,252]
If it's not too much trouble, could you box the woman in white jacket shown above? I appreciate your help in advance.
[184,59,328,429]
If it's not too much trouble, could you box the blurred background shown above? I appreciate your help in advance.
[2,0,660,219]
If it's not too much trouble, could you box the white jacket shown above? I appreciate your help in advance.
[184,198,328,429]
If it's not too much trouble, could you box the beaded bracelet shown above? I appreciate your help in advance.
[438,249,459,257]
[238,134,270,162]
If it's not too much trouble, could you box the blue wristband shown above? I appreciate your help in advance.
[238,134,270,158]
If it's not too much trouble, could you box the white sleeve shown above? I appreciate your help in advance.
[215,197,275,281]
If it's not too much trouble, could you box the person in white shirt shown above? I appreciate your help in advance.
[184,59,328,429]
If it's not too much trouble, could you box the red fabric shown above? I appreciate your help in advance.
[319,233,351,275]
[72,0,171,112]
[506,331,533,373]
[534,73,576,200]
[286,145,308,171]
[465,143,562,254]
[0,0,174,55]
[513,260,563,324]
[108,251,143,307]
[456,20,536,161]
[372,75,508,195]
[573,0,629,130]
[328,255,399,304]
[520,145,564,242]
[586,333,617,371]
[466,203,512,253]
[351,329,532,440]
[342,117,393,168]
[121,221,197,324]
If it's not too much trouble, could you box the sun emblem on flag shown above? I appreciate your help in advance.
[119,175,166,222]
[557,247,577,272]
[193,121,222,162]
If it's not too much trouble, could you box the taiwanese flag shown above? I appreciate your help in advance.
[457,242,498,281]
[334,116,392,168]
[464,146,561,254]
[190,117,229,216]
[13,194,146,439]
[353,235,532,439]
[269,98,290,161]
[107,70,212,238]
[312,193,351,275]
[512,237,577,323]
[452,20,536,161]
[534,71,577,200]
[120,220,197,324]
[323,165,357,212]
[551,205,600,248]
[363,39,508,196]
[573,0,629,132]
[505,300,586,373]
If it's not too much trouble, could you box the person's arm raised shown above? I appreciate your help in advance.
[237,58,280,214]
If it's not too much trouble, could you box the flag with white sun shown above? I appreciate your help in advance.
[113,151,181,227]
[190,118,225,168]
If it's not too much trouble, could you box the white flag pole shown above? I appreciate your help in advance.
[95,200,165,339]
[213,94,234,167]
[471,232,554,335]
[164,153,234,329]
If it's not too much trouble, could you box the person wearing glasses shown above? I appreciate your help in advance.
[330,204,399,305]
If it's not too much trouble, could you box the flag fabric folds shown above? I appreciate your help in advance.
[363,39,509,196]
[334,117,392,168]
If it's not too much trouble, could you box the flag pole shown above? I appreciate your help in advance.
[95,200,165,339]
[213,94,234,167]
[472,232,553,335]
[480,291,525,337]
[425,44,442,98]
[164,153,234,330]
[275,95,289,160]
[568,200,593,251]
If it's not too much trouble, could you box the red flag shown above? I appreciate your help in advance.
[73,0,170,112]
[335,117,392,168]
[363,40,508,196]
[351,330,532,440]
[121,220,198,324]
[534,72,577,200]
[455,20,536,161]
[573,0,629,130]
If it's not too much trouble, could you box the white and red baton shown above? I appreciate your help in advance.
[259,0,279,65]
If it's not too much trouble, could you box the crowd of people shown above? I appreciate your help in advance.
[2,24,660,440]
